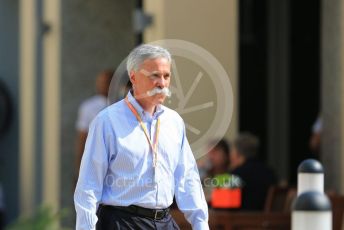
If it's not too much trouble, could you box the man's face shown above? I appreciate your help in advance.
[130,57,171,106]
[208,148,227,168]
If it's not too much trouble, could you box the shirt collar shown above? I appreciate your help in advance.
[126,91,165,119]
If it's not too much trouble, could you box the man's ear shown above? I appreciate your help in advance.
[129,70,136,84]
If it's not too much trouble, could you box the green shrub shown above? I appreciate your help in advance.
[5,206,72,230]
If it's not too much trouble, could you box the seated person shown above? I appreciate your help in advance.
[230,132,277,210]
[207,139,230,177]
[198,139,230,203]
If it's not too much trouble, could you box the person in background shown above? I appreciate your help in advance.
[75,70,113,177]
[206,139,230,178]
[309,115,322,158]
[229,132,277,210]
[198,139,230,203]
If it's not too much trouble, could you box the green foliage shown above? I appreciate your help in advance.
[5,206,72,230]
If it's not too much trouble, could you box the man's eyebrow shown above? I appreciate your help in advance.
[139,69,150,76]
[140,69,171,76]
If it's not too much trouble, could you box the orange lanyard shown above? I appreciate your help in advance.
[125,96,160,167]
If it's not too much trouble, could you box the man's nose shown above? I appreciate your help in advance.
[155,76,166,87]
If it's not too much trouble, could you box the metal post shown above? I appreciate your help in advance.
[297,159,324,195]
[292,191,332,230]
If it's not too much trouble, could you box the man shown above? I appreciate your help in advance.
[229,132,276,210]
[75,70,113,177]
[74,44,209,229]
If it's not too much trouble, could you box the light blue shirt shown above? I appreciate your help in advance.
[74,92,209,230]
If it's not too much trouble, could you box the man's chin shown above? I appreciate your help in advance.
[153,94,166,101]
[156,99,165,105]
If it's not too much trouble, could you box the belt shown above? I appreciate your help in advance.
[102,205,170,220]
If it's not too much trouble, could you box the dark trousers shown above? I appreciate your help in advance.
[96,205,180,230]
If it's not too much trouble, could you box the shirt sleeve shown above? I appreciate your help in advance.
[76,102,92,132]
[74,112,112,230]
[174,123,209,230]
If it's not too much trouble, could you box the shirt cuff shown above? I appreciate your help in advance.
[193,221,209,230]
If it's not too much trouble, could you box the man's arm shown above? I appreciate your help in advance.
[75,130,88,179]
[74,113,111,230]
[174,124,209,230]
[75,103,91,181]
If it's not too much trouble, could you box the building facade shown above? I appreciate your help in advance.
[0,0,343,228]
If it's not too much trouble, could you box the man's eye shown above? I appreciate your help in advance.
[150,74,160,78]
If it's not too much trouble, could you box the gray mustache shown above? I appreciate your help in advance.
[146,87,171,97]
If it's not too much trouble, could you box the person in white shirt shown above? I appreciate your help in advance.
[74,44,209,230]
[75,70,113,177]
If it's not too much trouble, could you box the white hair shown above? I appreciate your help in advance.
[126,44,171,73]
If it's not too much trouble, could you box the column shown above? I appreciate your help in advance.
[321,0,344,193]
[19,0,38,216]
